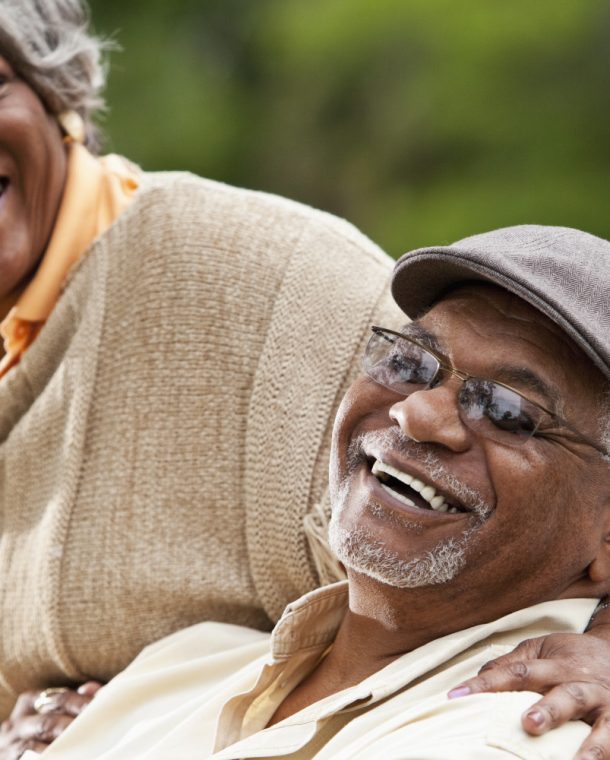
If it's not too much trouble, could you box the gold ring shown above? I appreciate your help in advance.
[33,687,69,714]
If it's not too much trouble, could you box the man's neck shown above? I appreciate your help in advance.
[322,580,448,679]
[268,573,465,726]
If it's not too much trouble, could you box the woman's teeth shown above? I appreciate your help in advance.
[371,459,459,513]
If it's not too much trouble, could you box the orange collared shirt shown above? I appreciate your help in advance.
[0,143,140,378]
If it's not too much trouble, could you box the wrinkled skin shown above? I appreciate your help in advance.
[332,287,610,617]
[0,683,102,759]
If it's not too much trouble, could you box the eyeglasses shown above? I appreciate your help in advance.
[363,326,607,455]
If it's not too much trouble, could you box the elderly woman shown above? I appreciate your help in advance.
[0,1,610,759]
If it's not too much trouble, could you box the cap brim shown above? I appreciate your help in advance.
[392,247,529,318]
[391,247,610,379]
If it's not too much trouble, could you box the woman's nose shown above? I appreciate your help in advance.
[388,382,472,452]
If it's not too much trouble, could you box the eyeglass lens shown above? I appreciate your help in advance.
[364,329,544,445]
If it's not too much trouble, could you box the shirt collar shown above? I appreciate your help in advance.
[270,581,349,659]
[213,586,598,758]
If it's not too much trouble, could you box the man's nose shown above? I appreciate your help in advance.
[388,381,472,452]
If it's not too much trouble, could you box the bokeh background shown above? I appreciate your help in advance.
[88,0,609,257]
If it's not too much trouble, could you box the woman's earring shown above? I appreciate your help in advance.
[57,110,85,144]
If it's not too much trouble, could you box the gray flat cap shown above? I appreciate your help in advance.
[392,225,610,379]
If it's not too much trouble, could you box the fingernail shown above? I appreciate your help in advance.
[526,709,545,727]
[447,685,471,699]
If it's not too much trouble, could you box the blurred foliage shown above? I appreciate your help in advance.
[88,0,610,256]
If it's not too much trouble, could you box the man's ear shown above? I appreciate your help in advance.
[586,503,610,591]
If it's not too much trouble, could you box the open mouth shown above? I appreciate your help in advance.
[369,458,467,514]
[0,177,9,199]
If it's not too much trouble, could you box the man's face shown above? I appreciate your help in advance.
[329,284,610,622]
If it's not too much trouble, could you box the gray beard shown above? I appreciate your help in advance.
[328,430,491,589]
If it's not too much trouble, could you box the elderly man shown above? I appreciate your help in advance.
[18,225,610,759]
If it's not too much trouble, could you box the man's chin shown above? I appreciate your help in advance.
[328,513,470,589]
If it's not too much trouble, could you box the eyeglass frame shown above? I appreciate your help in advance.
[365,325,609,458]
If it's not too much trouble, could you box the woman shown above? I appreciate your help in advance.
[0,1,609,759]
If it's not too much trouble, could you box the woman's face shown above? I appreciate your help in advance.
[0,55,68,299]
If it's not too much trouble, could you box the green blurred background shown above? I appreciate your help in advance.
[88,0,610,258]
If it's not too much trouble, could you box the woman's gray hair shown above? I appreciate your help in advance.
[0,0,112,152]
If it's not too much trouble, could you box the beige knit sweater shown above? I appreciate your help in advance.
[0,173,401,718]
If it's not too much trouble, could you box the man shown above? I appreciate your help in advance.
[21,225,610,759]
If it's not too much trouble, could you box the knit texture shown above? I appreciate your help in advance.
[0,172,400,717]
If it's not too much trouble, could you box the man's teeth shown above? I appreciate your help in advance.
[379,482,415,508]
[371,460,458,514]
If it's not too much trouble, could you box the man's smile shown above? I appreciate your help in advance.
[370,458,463,513]
[330,428,490,590]
[348,428,491,524]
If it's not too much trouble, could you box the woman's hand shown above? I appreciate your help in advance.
[448,629,610,760]
[0,682,102,759]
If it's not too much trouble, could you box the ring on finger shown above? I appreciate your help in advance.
[33,687,69,714]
